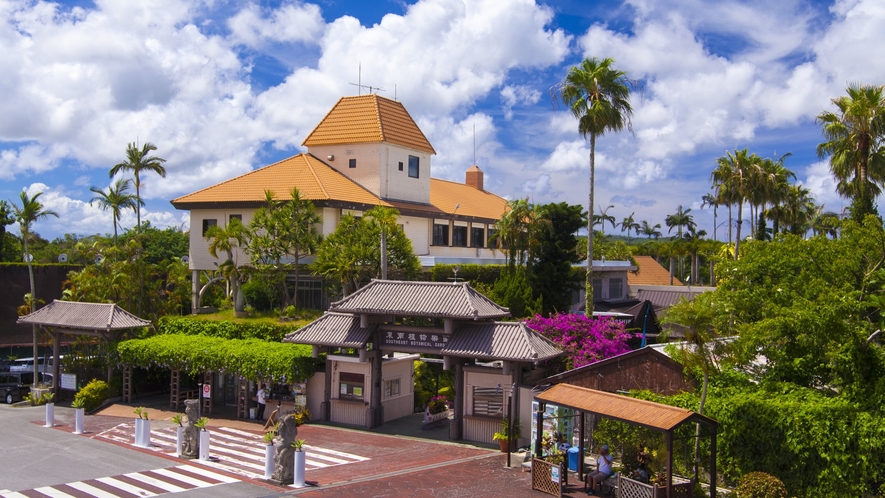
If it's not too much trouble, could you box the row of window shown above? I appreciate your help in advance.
[348,155,421,179]
[592,277,624,301]
[432,225,496,248]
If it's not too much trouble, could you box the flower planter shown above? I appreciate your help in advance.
[423,409,449,425]
[199,430,210,460]
[44,402,55,427]
[264,444,274,479]
[176,427,184,457]
[134,419,151,448]
[293,451,306,487]
[74,408,85,434]
[497,438,516,452]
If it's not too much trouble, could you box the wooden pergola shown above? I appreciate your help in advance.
[534,383,718,498]
[17,300,151,394]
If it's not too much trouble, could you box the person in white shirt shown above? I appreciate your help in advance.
[256,385,267,422]
[585,444,613,495]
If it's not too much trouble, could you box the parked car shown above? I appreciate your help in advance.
[1,371,35,404]
[9,357,52,373]
[0,358,10,372]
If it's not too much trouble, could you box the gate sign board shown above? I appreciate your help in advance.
[381,329,450,352]
[60,373,77,391]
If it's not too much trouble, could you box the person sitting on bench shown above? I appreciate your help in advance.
[585,444,613,495]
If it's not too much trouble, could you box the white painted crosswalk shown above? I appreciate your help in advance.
[95,423,369,480]
[0,464,238,498]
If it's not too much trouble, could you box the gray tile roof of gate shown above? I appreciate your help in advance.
[442,321,563,362]
[329,280,510,319]
[16,300,151,330]
[282,312,374,348]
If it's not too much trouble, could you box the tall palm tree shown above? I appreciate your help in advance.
[712,149,758,259]
[816,83,885,222]
[700,193,718,241]
[665,205,696,239]
[109,142,167,232]
[639,220,662,239]
[559,57,633,314]
[205,217,249,311]
[10,191,58,384]
[752,153,794,238]
[90,178,141,246]
[620,212,640,240]
[593,204,617,234]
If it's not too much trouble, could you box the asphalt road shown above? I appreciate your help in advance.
[0,403,273,497]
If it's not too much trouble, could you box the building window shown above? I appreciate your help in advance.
[471,227,485,248]
[453,226,467,247]
[408,155,419,178]
[339,372,364,400]
[593,278,603,301]
[229,214,242,222]
[202,219,217,236]
[487,228,498,249]
[433,224,449,246]
[349,158,357,168]
[609,278,623,300]
[384,378,400,398]
[398,161,404,171]
[472,386,507,418]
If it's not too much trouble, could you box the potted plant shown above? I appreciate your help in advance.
[263,424,277,479]
[43,391,55,428]
[171,413,185,457]
[492,417,520,452]
[195,417,210,460]
[133,406,150,447]
[424,395,450,425]
[72,397,86,434]
[291,438,307,487]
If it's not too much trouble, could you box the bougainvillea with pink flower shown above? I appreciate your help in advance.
[526,313,633,369]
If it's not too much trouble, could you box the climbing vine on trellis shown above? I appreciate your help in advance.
[116,334,319,382]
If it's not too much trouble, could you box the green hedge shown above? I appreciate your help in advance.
[157,315,299,342]
[427,264,503,285]
[116,334,319,382]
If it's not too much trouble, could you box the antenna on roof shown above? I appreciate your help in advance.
[349,62,385,96]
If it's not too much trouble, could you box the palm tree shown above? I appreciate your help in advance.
[109,142,167,232]
[639,220,662,239]
[700,194,718,241]
[816,83,885,222]
[593,204,617,235]
[620,212,640,240]
[10,191,58,384]
[205,217,249,311]
[90,179,141,246]
[752,153,794,238]
[665,205,696,239]
[712,149,758,259]
[559,57,633,314]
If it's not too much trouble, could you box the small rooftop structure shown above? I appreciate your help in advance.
[17,300,151,335]
[329,279,510,320]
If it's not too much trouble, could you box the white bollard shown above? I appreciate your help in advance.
[264,444,274,479]
[74,408,84,434]
[44,402,55,427]
[176,427,184,457]
[199,430,210,460]
[293,451,306,487]
[134,418,143,446]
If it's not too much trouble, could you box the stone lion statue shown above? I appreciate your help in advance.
[180,399,200,459]
[271,411,299,483]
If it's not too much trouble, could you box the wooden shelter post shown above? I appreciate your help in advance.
[51,330,60,394]
[667,431,673,497]
[710,426,717,498]
[578,409,585,481]
[370,342,384,428]
[322,356,332,421]
[449,360,464,440]
[535,401,545,459]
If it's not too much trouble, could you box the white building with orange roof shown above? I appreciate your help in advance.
[172,94,508,307]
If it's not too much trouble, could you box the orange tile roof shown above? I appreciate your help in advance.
[302,95,436,154]
[171,154,507,222]
[430,178,508,221]
[628,255,683,286]
[170,153,389,208]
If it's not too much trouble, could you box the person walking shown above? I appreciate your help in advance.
[256,384,267,422]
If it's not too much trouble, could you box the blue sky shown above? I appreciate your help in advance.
[2,0,883,242]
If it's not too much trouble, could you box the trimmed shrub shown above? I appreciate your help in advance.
[74,379,109,412]
[242,277,280,311]
[735,472,788,498]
